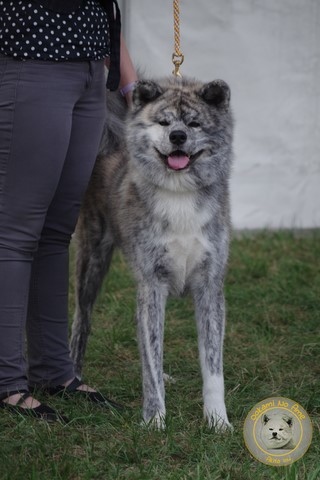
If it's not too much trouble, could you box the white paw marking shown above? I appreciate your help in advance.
[142,412,166,430]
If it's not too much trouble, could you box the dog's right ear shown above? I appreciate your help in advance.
[262,414,270,425]
[132,81,164,108]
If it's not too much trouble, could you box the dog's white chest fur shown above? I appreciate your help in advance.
[154,189,211,290]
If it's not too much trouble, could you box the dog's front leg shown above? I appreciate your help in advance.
[192,283,231,431]
[136,282,167,429]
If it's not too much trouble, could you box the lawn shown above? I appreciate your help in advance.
[0,231,319,480]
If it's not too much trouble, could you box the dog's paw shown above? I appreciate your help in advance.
[208,415,233,433]
[142,411,166,430]
[204,406,233,433]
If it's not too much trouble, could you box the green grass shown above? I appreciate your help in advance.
[1,231,319,480]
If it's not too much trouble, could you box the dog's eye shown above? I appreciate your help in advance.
[279,428,283,431]
[188,121,200,128]
[269,428,274,431]
[159,120,170,127]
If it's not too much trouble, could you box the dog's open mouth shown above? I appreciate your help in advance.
[167,150,190,170]
[156,149,203,171]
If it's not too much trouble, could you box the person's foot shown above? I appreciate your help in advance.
[2,392,41,408]
[41,377,124,410]
[0,390,69,423]
[62,378,96,393]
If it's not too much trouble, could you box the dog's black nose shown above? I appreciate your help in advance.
[272,432,277,437]
[169,130,187,145]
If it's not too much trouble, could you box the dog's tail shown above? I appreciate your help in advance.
[98,89,128,157]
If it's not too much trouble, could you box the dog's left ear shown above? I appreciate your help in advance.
[282,415,294,427]
[262,414,270,425]
[199,80,230,111]
[132,81,164,108]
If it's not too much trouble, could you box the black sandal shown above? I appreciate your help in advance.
[38,378,124,410]
[0,390,69,423]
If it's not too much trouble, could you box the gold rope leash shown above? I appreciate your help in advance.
[172,0,184,77]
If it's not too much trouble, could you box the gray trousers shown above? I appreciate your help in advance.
[0,55,106,397]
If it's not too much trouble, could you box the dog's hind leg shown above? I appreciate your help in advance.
[70,220,114,378]
[136,282,168,429]
[192,279,231,431]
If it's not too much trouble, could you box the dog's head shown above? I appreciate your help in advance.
[126,77,233,192]
[261,414,294,450]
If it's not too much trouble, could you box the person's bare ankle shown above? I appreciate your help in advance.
[62,378,96,392]
[2,393,41,409]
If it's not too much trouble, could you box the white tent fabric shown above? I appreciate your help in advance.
[119,0,320,229]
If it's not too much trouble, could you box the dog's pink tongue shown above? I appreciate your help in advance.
[167,154,189,170]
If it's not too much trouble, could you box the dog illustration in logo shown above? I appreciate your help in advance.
[261,413,295,450]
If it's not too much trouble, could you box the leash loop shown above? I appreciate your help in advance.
[172,0,184,77]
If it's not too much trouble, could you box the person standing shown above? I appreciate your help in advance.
[0,0,137,422]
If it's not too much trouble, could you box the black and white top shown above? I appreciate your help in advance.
[0,0,110,61]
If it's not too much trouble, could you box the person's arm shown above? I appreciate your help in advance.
[118,34,138,105]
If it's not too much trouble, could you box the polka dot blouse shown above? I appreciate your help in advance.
[0,0,111,61]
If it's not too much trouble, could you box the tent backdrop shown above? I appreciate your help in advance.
[118,0,320,230]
